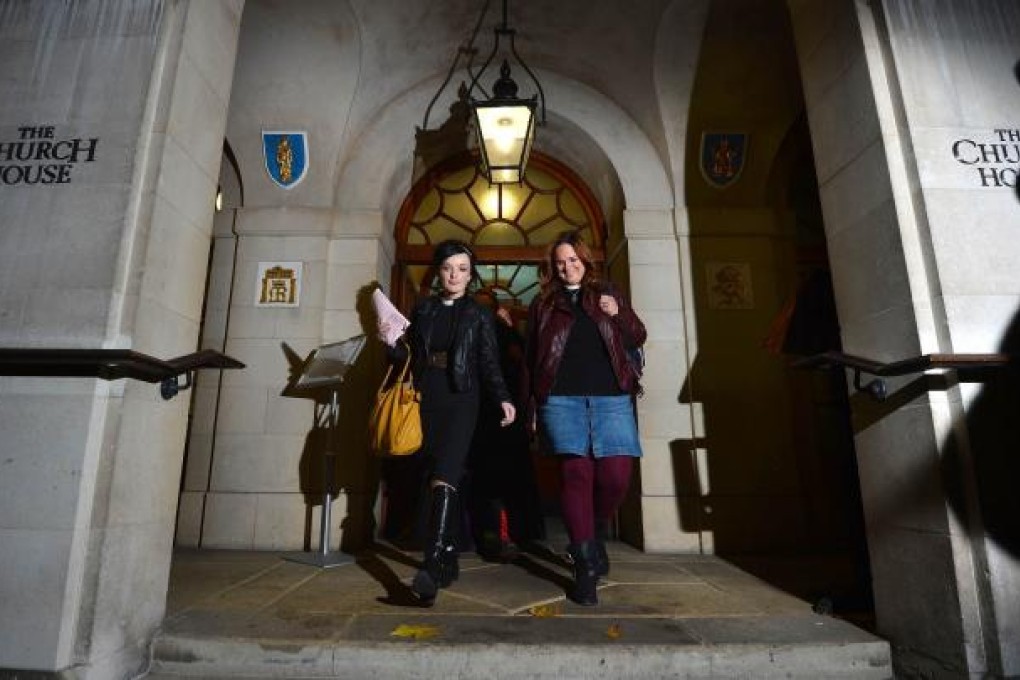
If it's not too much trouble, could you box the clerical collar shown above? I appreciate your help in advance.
[440,297,455,307]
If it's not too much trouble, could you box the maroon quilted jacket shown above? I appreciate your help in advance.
[525,282,647,406]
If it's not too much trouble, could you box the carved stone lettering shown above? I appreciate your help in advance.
[950,129,1020,188]
[0,125,99,186]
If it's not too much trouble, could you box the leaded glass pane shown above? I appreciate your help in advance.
[476,222,525,246]
[468,182,497,221]
[475,263,542,306]
[517,192,557,232]
[413,163,596,249]
[412,188,442,223]
[400,156,602,301]
[559,192,588,226]
[429,216,473,243]
[437,166,477,192]
[524,168,559,191]
[530,221,573,245]
[445,196,484,232]
[406,264,429,290]
[407,225,428,245]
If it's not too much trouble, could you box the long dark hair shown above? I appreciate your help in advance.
[540,230,598,298]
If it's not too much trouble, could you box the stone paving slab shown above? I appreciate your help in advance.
[147,546,893,679]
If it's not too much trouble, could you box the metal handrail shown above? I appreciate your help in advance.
[791,351,1011,401]
[0,348,245,400]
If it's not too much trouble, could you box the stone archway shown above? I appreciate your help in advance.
[329,67,692,551]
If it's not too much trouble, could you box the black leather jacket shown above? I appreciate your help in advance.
[393,295,511,404]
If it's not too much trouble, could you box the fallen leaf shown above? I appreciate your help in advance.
[606,623,623,640]
[390,623,441,640]
[528,604,561,618]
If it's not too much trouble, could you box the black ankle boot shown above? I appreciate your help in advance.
[567,540,599,606]
[412,485,459,605]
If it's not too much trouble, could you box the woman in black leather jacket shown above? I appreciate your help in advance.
[379,239,515,605]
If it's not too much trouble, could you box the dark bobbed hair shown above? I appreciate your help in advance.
[432,238,481,289]
[540,230,598,296]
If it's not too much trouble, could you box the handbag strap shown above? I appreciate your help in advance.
[377,340,414,398]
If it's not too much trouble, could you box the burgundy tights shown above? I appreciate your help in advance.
[559,454,633,544]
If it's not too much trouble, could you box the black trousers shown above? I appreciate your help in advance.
[381,366,478,546]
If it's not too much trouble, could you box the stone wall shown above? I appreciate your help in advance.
[0,1,242,676]
[788,0,1020,675]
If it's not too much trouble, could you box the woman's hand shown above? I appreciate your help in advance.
[598,294,619,317]
[499,401,516,427]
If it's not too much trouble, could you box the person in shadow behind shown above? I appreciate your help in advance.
[466,289,545,562]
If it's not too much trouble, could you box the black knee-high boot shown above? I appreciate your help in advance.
[412,485,459,605]
[566,540,599,606]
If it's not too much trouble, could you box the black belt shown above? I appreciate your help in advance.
[426,351,448,368]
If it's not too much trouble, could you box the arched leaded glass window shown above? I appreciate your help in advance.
[394,151,605,310]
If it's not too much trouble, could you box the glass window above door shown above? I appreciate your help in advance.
[402,154,601,252]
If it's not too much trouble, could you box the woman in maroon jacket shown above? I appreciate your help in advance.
[526,231,647,605]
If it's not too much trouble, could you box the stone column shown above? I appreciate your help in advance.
[788,0,1020,675]
[0,1,242,677]
[623,209,703,552]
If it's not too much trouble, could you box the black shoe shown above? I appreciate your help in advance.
[411,485,460,605]
[567,540,599,606]
[411,568,438,605]
[479,531,521,562]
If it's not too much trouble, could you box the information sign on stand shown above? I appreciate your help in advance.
[281,334,367,568]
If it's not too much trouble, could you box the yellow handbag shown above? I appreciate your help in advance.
[369,347,422,456]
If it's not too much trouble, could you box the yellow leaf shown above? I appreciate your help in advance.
[606,623,623,640]
[390,623,441,640]
[528,604,561,618]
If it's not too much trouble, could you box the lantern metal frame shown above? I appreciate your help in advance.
[465,0,546,184]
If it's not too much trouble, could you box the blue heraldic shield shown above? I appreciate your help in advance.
[700,132,746,189]
[262,131,308,189]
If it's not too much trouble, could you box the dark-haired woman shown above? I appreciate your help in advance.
[378,239,516,605]
[525,231,646,606]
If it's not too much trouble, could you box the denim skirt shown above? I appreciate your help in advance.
[539,395,642,458]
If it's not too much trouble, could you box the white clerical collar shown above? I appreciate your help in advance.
[565,284,581,291]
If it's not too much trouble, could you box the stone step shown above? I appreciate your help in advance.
[149,614,891,679]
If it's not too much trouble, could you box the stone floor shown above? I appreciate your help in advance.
[146,538,891,679]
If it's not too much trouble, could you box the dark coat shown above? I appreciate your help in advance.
[525,281,647,405]
[393,295,512,405]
